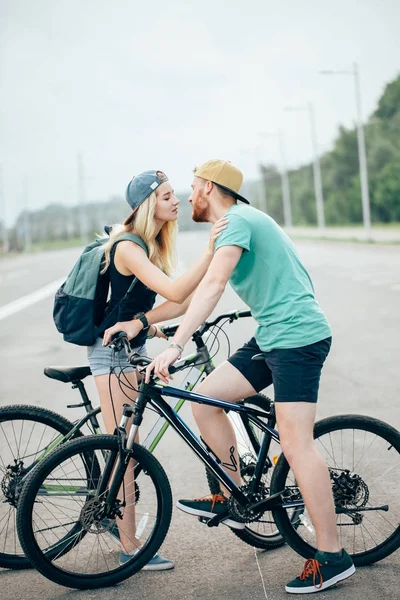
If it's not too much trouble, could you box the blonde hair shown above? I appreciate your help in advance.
[101,190,177,277]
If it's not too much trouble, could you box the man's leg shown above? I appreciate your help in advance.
[193,361,259,488]
[280,402,355,595]
[176,360,262,529]
[274,401,340,552]
[268,339,355,593]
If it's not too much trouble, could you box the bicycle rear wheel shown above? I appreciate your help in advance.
[17,435,172,589]
[270,415,400,566]
[0,405,79,569]
[207,393,287,549]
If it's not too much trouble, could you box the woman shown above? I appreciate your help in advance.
[88,169,226,570]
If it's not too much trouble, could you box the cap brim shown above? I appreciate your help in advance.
[214,182,250,204]
[124,209,137,226]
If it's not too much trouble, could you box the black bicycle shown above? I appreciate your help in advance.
[0,309,281,570]
[16,341,400,589]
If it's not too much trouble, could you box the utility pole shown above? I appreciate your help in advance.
[278,131,293,228]
[353,62,371,236]
[259,131,293,227]
[0,165,9,253]
[308,103,325,229]
[320,62,371,237]
[22,178,32,252]
[77,152,88,244]
[284,104,325,229]
[254,145,267,213]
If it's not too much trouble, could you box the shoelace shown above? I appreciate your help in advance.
[194,493,226,511]
[299,558,323,589]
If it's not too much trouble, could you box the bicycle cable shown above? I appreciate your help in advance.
[110,316,234,420]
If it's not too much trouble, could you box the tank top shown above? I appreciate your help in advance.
[102,240,157,347]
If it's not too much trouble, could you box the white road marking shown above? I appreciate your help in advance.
[0,278,65,321]
[253,547,269,599]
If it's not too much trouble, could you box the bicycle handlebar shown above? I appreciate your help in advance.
[161,309,252,339]
[109,309,252,363]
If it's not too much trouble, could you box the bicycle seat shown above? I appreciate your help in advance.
[251,353,265,361]
[44,366,92,383]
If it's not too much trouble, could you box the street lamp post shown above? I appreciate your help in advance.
[284,103,325,229]
[320,62,371,237]
[259,131,292,228]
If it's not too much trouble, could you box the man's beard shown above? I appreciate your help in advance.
[191,197,210,223]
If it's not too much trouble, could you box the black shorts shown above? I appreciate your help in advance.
[228,337,332,403]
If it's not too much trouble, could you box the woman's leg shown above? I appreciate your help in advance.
[94,370,140,553]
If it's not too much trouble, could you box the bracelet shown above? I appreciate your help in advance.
[169,342,184,358]
[147,324,157,339]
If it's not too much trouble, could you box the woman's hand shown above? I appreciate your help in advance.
[207,217,228,254]
[102,319,143,347]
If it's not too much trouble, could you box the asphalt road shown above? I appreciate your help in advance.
[0,231,399,600]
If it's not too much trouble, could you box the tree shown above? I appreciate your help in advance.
[374,75,400,121]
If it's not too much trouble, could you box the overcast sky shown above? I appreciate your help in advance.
[1,0,399,225]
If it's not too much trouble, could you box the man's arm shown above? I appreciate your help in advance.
[171,245,242,347]
[146,245,243,382]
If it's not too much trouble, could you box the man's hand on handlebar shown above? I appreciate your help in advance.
[145,346,181,384]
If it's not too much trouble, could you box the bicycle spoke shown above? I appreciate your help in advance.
[272,418,400,564]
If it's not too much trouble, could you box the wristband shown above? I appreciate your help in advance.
[133,312,149,332]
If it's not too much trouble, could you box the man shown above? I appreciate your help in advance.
[145,159,355,594]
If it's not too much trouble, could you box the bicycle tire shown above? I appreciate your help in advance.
[206,393,287,549]
[0,404,81,569]
[17,435,173,589]
[270,414,400,566]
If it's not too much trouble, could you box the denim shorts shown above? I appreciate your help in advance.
[228,336,332,403]
[87,337,147,377]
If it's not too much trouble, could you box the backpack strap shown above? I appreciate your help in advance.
[112,233,149,293]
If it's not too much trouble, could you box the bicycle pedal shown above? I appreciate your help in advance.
[198,516,221,528]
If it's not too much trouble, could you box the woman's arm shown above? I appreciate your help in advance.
[102,294,192,346]
[146,294,192,323]
[116,218,227,304]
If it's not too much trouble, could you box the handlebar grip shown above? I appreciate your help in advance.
[109,331,130,352]
[237,310,251,318]
[112,331,128,340]
[160,324,179,338]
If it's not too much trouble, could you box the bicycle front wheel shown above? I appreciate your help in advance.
[270,415,400,566]
[17,435,173,589]
[0,404,79,569]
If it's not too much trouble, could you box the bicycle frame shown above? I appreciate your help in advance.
[32,311,259,498]
[36,310,252,469]
[31,340,218,496]
[103,380,304,520]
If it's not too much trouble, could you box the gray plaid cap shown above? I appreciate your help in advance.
[125,170,169,211]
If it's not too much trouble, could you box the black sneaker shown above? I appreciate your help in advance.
[285,549,355,594]
[176,494,245,530]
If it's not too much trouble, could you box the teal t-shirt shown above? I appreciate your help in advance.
[214,204,331,352]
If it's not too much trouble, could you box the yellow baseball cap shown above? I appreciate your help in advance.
[194,159,249,204]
